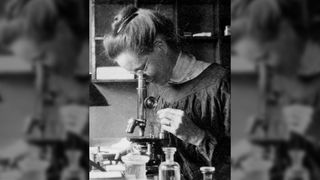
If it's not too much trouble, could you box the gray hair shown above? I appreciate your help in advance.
[103,5,180,61]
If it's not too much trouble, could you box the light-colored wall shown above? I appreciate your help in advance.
[231,75,258,144]
[0,76,35,147]
[89,83,138,139]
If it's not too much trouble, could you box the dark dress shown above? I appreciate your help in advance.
[149,63,231,180]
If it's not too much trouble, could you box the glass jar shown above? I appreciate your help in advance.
[158,147,180,180]
[61,149,86,180]
[284,149,310,180]
[121,153,149,180]
[200,167,215,180]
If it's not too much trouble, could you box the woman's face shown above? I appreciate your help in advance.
[115,49,173,85]
[8,21,81,74]
[232,23,302,75]
[9,37,44,63]
[59,104,88,135]
[232,37,278,69]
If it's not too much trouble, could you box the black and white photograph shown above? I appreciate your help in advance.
[1,0,320,180]
[89,0,230,180]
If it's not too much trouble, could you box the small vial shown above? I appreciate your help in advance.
[159,147,180,180]
[200,166,215,180]
[284,149,310,180]
[224,25,231,36]
[61,149,86,180]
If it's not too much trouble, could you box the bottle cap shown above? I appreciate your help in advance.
[162,147,176,153]
[200,166,215,173]
[121,153,149,165]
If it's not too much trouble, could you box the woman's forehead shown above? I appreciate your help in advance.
[9,37,42,60]
[233,37,265,60]
[115,51,138,63]
[115,51,144,69]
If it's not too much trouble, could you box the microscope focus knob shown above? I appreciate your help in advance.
[144,96,157,109]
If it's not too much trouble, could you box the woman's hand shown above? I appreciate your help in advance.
[59,104,88,135]
[110,138,132,160]
[282,104,314,135]
[157,108,205,146]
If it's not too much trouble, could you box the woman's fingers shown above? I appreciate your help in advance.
[158,111,177,121]
[157,108,183,117]
[160,117,171,126]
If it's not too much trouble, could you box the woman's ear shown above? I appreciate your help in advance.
[153,37,168,55]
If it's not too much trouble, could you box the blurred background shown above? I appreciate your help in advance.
[0,0,90,179]
[2,0,320,179]
[231,57,256,144]
[0,0,34,149]
[231,0,320,179]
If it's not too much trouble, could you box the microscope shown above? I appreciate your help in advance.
[248,63,283,155]
[125,70,166,175]
[24,61,66,180]
[248,63,299,180]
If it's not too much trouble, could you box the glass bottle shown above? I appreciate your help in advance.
[284,149,310,180]
[159,147,180,180]
[200,167,215,180]
[61,149,86,180]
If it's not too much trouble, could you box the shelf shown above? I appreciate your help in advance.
[177,0,215,4]
[95,66,135,80]
[231,56,256,74]
[0,56,32,74]
[95,36,221,42]
[94,0,215,5]
[137,0,175,4]
[92,79,137,83]
[182,36,217,42]
[94,0,135,5]
[94,37,104,41]
[137,0,216,5]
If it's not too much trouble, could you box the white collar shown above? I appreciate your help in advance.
[169,52,212,84]
[299,40,320,77]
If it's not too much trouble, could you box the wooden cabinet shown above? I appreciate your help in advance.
[90,0,230,82]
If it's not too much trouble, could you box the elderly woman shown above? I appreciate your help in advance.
[103,5,230,180]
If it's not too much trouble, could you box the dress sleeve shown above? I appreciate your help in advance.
[196,76,230,158]
[195,77,231,180]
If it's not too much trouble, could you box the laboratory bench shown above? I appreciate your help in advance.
[90,171,159,180]
[90,138,170,180]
